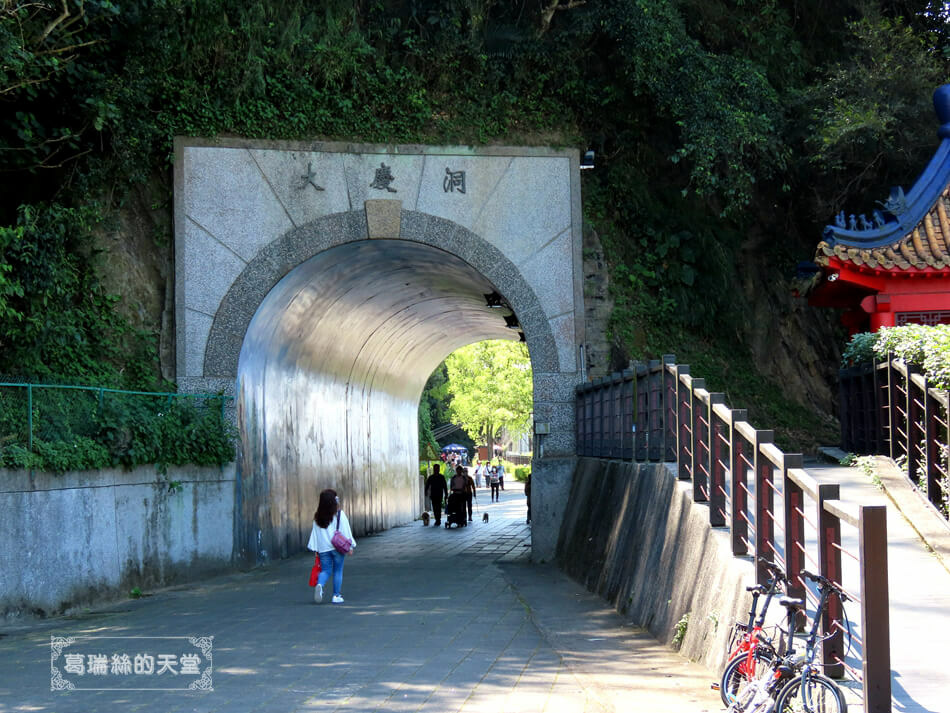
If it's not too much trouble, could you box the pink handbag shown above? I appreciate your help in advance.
[331,512,352,554]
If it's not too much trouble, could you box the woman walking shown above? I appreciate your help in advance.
[308,489,356,604]
[489,467,500,502]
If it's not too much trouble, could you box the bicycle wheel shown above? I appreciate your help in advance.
[720,647,775,707]
[773,673,848,713]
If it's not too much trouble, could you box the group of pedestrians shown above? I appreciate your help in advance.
[423,459,510,525]
[305,460,528,605]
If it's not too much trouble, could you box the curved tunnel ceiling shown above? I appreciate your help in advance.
[240,239,522,403]
[235,239,526,544]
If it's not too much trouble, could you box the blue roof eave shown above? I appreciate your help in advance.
[822,139,950,249]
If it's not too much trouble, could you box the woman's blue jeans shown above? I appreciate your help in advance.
[317,550,345,596]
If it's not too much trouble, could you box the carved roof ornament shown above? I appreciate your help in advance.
[814,84,950,272]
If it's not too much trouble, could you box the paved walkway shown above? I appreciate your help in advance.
[0,482,721,713]
[803,460,950,713]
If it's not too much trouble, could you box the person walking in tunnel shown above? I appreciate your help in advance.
[425,464,448,526]
[524,473,531,524]
[308,489,356,604]
[474,460,485,488]
[458,465,476,522]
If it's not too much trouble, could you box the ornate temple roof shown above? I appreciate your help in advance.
[814,84,950,274]
[815,187,950,272]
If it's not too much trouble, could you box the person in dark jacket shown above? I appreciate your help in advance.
[524,473,531,524]
[457,465,476,522]
[425,464,448,525]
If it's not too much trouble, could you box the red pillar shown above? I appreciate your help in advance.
[870,311,896,330]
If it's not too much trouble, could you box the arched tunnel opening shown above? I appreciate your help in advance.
[235,239,531,564]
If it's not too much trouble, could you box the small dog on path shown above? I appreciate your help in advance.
[422,512,431,526]
[482,512,489,523]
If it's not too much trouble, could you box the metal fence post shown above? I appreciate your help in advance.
[782,455,806,613]
[924,383,943,510]
[636,363,648,460]
[872,356,884,454]
[691,381,707,502]
[818,482,844,677]
[906,363,920,484]
[662,355,676,461]
[886,353,898,460]
[707,394,726,520]
[610,371,624,458]
[27,383,33,452]
[676,365,691,480]
[753,429,775,584]
[859,504,891,713]
[729,410,749,556]
[623,368,635,461]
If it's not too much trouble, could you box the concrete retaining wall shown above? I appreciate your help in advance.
[0,464,235,620]
[556,458,756,671]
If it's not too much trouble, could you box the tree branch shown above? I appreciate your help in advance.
[539,0,586,35]
[35,38,101,56]
[35,0,71,45]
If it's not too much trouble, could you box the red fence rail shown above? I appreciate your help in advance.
[840,354,949,520]
[576,356,892,713]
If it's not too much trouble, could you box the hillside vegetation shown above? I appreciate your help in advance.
[3,0,950,453]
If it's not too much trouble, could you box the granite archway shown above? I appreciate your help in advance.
[174,140,584,563]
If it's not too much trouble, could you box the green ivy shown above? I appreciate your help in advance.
[0,203,157,388]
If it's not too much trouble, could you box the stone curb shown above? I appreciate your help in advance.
[820,446,950,574]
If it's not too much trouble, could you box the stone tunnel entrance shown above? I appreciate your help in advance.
[174,140,584,565]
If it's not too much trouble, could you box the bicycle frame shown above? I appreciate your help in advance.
[791,571,850,712]
[729,561,785,679]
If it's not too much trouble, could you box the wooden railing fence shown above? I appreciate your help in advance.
[840,354,950,518]
[576,356,892,713]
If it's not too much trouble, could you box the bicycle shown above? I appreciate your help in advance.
[725,592,805,712]
[717,558,787,706]
[727,569,851,713]
[771,570,850,713]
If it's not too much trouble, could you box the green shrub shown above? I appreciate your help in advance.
[514,465,532,481]
[32,437,111,473]
[842,325,950,388]
[0,444,41,470]
[0,386,234,473]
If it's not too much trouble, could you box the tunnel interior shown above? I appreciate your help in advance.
[236,239,526,561]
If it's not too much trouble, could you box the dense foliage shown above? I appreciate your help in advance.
[0,386,235,472]
[3,1,950,456]
[444,340,533,452]
[842,324,950,387]
[0,202,156,386]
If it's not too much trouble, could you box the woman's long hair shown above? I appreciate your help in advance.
[314,489,338,529]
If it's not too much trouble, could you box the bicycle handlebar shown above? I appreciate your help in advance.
[757,556,788,583]
[801,569,850,601]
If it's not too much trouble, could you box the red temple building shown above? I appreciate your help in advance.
[807,85,950,333]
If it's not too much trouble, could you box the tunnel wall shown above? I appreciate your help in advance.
[556,458,757,672]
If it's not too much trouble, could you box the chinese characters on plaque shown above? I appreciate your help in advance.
[293,161,469,196]
[443,168,466,194]
[298,162,325,192]
[370,162,397,192]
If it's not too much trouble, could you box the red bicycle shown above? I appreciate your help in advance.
[716,558,787,706]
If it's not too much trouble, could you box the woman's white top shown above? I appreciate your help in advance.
[308,510,357,553]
